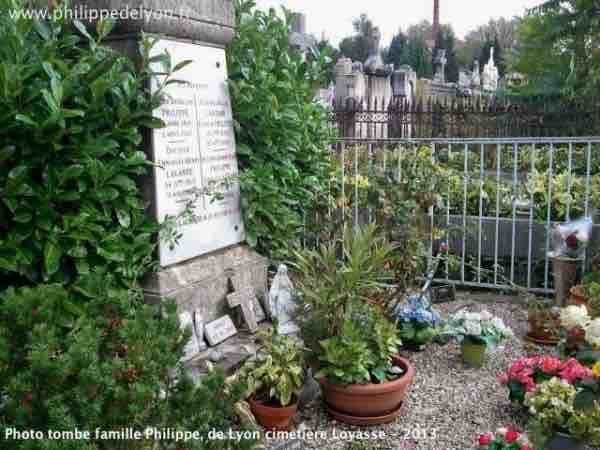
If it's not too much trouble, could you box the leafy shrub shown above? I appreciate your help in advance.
[227,0,333,259]
[0,280,256,450]
[0,10,162,289]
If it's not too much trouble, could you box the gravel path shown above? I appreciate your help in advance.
[263,292,598,450]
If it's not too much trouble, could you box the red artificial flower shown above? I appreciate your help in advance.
[521,446,532,450]
[478,433,493,446]
[505,430,520,443]
[566,233,579,249]
[440,242,449,253]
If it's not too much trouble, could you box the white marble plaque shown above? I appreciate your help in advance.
[150,39,245,267]
[204,315,237,346]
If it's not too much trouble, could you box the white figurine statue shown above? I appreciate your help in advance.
[268,264,300,334]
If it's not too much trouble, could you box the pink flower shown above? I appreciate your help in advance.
[560,358,593,384]
[440,242,449,253]
[499,374,509,385]
[478,433,493,446]
[505,430,520,443]
[521,447,532,450]
[541,356,562,374]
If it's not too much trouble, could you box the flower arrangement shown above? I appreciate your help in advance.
[549,217,592,259]
[476,427,531,450]
[500,356,593,404]
[442,309,514,346]
[560,304,591,331]
[525,377,600,447]
[392,293,443,350]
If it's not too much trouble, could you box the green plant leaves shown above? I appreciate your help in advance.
[44,241,62,277]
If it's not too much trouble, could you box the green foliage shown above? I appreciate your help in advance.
[0,281,256,450]
[511,0,600,101]
[239,327,304,407]
[292,225,401,385]
[435,25,460,83]
[227,0,333,260]
[0,10,168,289]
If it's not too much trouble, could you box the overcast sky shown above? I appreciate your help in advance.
[253,0,543,46]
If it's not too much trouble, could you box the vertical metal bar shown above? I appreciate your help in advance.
[368,142,373,224]
[354,145,359,233]
[461,143,468,283]
[477,143,484,283]
[566,142,573,221]
[341,141,346,238]
[494,143,501,285]
[544,143,555,291]
[430,142,436,261]
[397,145,402,183]
[510,143,518,283]
[527,144,536,289]
[583,141,592,269]
[446,143,452,280]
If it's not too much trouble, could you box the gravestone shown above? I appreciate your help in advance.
[204,315,238,346]
[72,1,269,354]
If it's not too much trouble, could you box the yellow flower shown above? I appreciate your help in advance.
[593,362,600,378]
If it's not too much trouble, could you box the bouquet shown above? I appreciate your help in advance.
[499,356,592,404]
[476,428,531,450]
[392,293,443,350]
[549,217,593,260]
[442,309,513,347]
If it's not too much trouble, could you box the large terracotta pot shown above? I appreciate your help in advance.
[569,285,587,306]
[319,356,414,420]
[249,397,298,431]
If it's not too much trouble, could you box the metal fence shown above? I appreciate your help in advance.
[321,137,600,293]
[330,98,600,139]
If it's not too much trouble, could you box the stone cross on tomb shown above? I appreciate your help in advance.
[227,287,259,333]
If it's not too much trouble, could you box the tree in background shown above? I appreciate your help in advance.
[384,29,408,69]
[316,37,341,85]
[511,0,600,100]
[457,17,520,69]
[339,14,380,63]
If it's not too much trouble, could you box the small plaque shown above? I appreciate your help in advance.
[204,315,237,346]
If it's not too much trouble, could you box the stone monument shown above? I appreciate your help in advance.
[433,49,447,84]
[72,0,269,363]
[482,47,499,92]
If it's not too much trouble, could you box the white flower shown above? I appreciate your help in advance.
[560,305,590,331]
[464,320,482,336]
[496,427,508,437]
[465,312,481,322]
[491,317,514,338]
[585,318,600,347]
[453,309,467,321]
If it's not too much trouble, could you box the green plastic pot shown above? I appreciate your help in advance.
[547,433,585,450]
[461,340,487,367]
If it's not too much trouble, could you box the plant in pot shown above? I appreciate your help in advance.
[526,296,561,344]
[391,293,443,351]
[239,328,304,431]
[475,427,531,450]
[291,225,415,425]
[558,305,591,358]
[442,309,514,367]
[525,377,600,450]
[499,356,592,405]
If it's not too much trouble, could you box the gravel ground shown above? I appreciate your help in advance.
[262,291,598,450]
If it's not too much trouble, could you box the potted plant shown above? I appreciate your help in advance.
[476,428,531,450]
[526,297,560,344]
[391,293,443,351]
[240,328,304,431]
[442,309,513,367]
[292,225,415,425]
[525,377,600,450]
[499,356,592,405]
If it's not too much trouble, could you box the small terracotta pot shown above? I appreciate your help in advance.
[461,340,487,367]
[319,355,414,420]
[249,397,298,431]
[569,285,587,306]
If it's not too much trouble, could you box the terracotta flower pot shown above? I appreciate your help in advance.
[461,340,487,367]
[569,285,587,306]
[319,356,414,422]
[547,433,585,450]
[248,397,298,431]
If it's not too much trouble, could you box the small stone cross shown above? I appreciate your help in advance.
[227,287,259,333]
